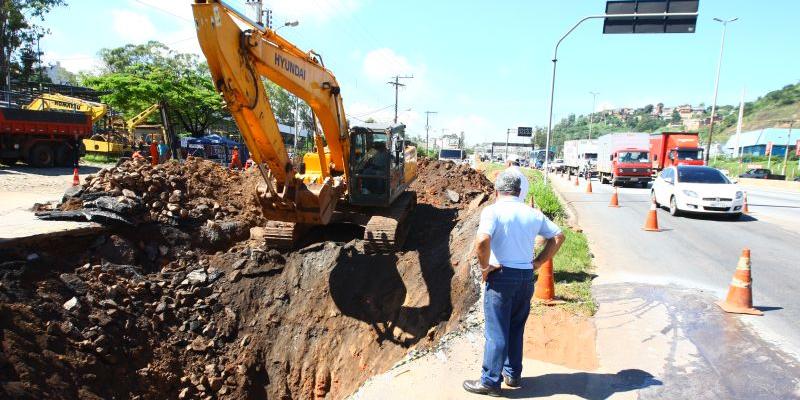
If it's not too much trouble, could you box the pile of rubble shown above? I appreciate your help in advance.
[411,159,493,208]
[41,157,264,227]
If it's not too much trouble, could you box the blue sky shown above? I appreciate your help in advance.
[40,0,800,144]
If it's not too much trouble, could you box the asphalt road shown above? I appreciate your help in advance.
[550,172,800,358]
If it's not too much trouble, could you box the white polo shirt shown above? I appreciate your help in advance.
[477,196,562,269]
[505,166,529,203]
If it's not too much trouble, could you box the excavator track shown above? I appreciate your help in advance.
[263,221,309,249]
[363,191,417,253]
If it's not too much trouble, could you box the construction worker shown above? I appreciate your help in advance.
[462,171,564,396]
[229,146,242,170]
[504,159,529,202]
[149,140,158,166]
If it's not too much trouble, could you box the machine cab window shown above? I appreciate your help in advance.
[350,124,406,202]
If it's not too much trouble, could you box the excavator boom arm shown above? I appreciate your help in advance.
[25,93,108,123]
[192,0,350,187]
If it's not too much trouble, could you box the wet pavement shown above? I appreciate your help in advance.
[595,283,800,399]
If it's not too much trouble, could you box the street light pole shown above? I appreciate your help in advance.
[506,128,512,160]
[589,91,599,140]
[275,20,299,33]
[425,111,437,155]
[782,122,794,176]
[541,11,698,185]
[704,17,738,163]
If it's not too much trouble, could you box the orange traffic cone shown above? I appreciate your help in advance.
[585,179,593,193]
[642,198,660,231]
[609,187,619,207]
[573,175,579,186]
[534,259,564,305]
[529,194,536,209]
[716,248,763,315]
[742,192,750,214]
[72,168,80,187]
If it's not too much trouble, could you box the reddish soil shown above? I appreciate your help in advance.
[0,159,492,399]
[524,307,599,371]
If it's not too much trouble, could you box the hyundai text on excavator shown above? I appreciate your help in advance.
[191,0,418,251]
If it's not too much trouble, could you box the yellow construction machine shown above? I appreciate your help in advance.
[23,93,133,156]
[192,0,418,250]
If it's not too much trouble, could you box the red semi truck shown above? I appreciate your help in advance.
[0,107,92,167]
[596,132,652,187]
[649,132,705,174]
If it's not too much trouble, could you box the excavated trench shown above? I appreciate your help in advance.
[0,158,492,399]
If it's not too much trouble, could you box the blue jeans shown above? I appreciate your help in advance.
[480,267,534,388]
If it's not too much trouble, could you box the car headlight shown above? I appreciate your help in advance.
[618,168,623,173]
[682,190,698,198]
[735,191,743,199]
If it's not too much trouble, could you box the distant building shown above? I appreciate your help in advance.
[724,128,798,156]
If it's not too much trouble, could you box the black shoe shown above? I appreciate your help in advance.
[462,380,501,397]
[502,374,521,388]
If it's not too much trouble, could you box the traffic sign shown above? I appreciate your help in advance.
[518,127,533,137]
[604,0,699,34]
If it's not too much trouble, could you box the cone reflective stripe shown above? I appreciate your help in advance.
[742,192,750,214]
[585,179,593,193]
[72,168,80,187]
[642,198,660,231]
[716,248,763,315]
[609,187,619,207]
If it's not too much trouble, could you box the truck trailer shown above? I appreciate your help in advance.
[596,132,652,187]
[649,131,705,174]
[562,139,598,177]
[0,107,92,167]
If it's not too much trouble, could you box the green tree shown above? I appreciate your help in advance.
[83,41,224,137]
[671,110,681,124]
[0,0,66,86]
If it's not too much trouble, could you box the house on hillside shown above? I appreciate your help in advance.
[723,128,798,156]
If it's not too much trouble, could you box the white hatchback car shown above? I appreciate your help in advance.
[651,166,745,219]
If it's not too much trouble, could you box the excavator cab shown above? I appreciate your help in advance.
[349,124,409,207]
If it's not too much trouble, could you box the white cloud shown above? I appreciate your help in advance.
[266,0,360,23]
[111,9,158,43]
[362,48,416,81]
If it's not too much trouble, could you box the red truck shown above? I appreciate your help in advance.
[596,132,652,187]
[0,107,91,167]
[650,132,705,174]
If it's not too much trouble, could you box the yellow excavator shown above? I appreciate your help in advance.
[192,0,418,250]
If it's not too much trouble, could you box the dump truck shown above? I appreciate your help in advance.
[0,107,92,167]
[596,132,651,187]
[650,131,705,173]
[562,139,598,177]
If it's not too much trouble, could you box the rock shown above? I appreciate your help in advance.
[229,270,242,283]
[178,387,190,399]
[186,269,207,285]
[155,302,167,313]
[63,297,80,311]
[122,189,138,199]
[189,337,213,352]
[231,259,247,270]
[59,273,88,295]
[208,376,223,392]
[445,189,460,203]
[167,203,180,212]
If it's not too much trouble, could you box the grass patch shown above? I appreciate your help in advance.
[82,154,119,164]
[710,157,799,180]
[482,163,596,316]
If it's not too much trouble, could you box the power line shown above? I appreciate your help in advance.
[387,75,413,124]
[133,0,193,23]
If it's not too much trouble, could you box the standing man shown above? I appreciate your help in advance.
[463,171,565,396]
[229,146,242,170]
[149,139,159,166]
[504,159,529,203]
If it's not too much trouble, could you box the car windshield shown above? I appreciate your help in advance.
[618,151,648,163]
[678,168,730,184]
[676,149,703,160]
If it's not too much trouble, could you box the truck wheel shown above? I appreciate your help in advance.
[55,143,77,167]
[1,158,17,166]
[29,143,54,167]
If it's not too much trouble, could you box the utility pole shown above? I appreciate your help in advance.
[246,0,270,27]
[589,91,599,140]
[782,121,794,176]
[506,128,512,160]
[705,17,738,163]
[734,88,745,175]
[387,75,413,124]
[424,111,437,154]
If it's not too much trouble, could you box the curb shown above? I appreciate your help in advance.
[548,175,582,232]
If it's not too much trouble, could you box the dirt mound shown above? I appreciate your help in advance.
[1,161,493,399]
[47,157,265,227]
[411,159,493,208]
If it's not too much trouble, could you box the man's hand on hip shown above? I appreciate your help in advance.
[480,264,501,282]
